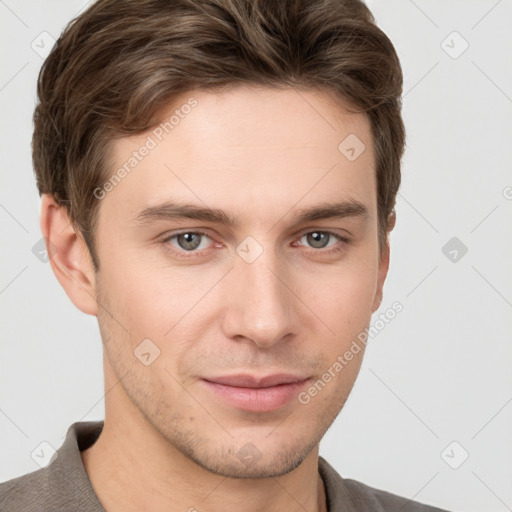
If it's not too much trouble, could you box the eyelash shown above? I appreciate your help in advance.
[160,230,350,259]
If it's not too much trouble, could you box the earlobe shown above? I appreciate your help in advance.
[39,194,99,316]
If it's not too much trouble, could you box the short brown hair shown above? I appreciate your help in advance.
[33,0,405,272]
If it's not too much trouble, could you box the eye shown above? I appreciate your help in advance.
[163,231,213,254]
[297,231,348,251]
[300,231,336,249]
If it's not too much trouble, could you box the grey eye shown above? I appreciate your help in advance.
[176,232,203,251]
[305,232,332,249]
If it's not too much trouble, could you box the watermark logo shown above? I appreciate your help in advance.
[441,31,469,60]
[32,237,58,263]
[236,236,264,264]
[441,441,469,469]
[134,338,161,366]
[31,31,56,59]
[338,134,366,161]
[236,442,263,466]
[442,236,468,263]
[31,441,58,468]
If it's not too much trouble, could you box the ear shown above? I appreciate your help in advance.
[39,193,99,316]
[371,210,396,313]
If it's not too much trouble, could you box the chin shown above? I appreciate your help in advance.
[184,444,314,479]
[157,420,321,480]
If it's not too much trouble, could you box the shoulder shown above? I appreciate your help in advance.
[342,477,449,512]
[0,421,105,512]
[0,450,101,512]
[0,466,55,512]
[319,457,449,512]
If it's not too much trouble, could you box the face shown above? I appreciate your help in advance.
[92,85,388,478]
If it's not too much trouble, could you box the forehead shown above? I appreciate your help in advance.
[101,86,376,228]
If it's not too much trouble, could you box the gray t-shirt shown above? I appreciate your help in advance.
[0,421,449,511]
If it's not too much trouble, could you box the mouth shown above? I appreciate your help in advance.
[200,373,311,412]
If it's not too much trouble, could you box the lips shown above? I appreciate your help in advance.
[205,373,309,388]
[200,373,311,412]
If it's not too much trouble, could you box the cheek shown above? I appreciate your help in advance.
[98,260,216,379]
[97,281,168,364]
[99,249,188,330]
[299,257,378,330]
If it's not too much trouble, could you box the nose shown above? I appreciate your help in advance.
[221,246,296,349]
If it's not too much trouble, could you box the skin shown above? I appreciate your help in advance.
[40,85,394,512]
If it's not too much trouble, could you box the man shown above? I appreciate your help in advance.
[0,0,449,510]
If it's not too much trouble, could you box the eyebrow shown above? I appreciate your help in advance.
[133,199,369,228]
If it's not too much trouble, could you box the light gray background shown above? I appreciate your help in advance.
[1,1,511,511]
